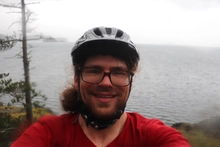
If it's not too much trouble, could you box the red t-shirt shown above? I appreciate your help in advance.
[11,112,190,147]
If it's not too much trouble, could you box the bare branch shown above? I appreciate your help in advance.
[3,39,22,42]
[26,10,32,23]
[26,2,40,5]
[8,21,21,30]
[6,11,21,13]
[3,51,22,59]
[0,3,21,9]
[0,127,15,133]
[25,8,37,24]
[0,35,42,44]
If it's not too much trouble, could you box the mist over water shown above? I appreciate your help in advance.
[128,44,220,125]
[1,42,220,125]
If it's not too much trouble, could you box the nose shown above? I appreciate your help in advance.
[99,74,112,86]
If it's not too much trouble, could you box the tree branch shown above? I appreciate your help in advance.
[0,127,16,133]
[0,3,21,9]
[8,21,21,30]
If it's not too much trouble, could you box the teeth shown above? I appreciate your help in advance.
[97,95,113,98]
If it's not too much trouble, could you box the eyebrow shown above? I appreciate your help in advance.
[84,66,128,71]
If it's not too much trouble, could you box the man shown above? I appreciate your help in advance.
[11,27,190,147]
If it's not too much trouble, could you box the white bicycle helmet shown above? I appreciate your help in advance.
[71,27,137,51]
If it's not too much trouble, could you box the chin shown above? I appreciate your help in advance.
[92,106,125,121]
[93,108,116,119]
[84,100,126,121]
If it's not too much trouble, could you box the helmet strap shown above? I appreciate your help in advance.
[80,101,124,130]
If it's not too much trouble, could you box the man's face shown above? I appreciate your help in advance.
[74,55,131,120]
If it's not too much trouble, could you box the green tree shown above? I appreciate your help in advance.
[0,34,17,51]
[0,73,47,108]
[0,73,48,147]
[0,0,42,124]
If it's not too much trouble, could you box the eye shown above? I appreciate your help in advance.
[112,71,127,76]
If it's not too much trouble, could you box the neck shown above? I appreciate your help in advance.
[79,112,127,147]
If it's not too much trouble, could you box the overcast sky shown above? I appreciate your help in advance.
[1,0,220,47]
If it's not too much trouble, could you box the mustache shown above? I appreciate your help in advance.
[95,86,113,92]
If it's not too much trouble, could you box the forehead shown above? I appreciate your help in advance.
[84,55,127,70]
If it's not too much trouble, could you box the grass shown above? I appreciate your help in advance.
[173,121,220,147]
[0,106,54,147]
[0,106,53,119]
[178,129,220,147]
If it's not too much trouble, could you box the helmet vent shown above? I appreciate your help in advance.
[93,28,103,37]
[116,30,123,38]
[105,28,112,34]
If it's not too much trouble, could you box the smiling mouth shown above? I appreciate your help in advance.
[95,95,114,98]
[94,95,115,103]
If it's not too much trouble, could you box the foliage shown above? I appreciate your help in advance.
[194,116,220,138]
[178,129,220,147]
[173,119,220,147]
[0,71,51,146]
[0,34,17,51]
[0,73,47,108]
[0,106,53,147]
[0,113,23,147]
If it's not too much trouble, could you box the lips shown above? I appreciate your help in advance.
[96,95,114,98]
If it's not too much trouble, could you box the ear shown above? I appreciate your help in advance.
[74,74,79,90]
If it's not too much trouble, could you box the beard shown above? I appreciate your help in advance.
[82,98,127,121]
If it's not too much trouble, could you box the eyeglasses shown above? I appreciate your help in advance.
[80,67,134,87]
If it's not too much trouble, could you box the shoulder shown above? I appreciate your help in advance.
[25,113,78,133]
[18,113,79,138]
[38,113,77,124]
[126,112,169,135]
[11,113,80,147]
[126,112,179,134]
[126,112,164,127]
[125,112,190,146]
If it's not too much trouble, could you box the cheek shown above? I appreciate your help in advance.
[120,87,130,100]
[79,82,92,99]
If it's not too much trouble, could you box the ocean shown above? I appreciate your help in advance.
[1,42,220,125]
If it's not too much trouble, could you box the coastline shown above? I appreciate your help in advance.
[171,116,220,147]
[0,106,220,147]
